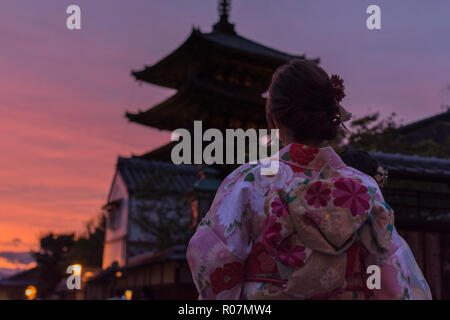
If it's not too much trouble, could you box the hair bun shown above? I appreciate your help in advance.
[266,59,341,141]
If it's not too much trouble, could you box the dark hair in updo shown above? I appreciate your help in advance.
[339,146,379,178]
[266,59,340,141]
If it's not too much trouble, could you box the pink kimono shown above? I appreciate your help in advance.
[187,143,431,300]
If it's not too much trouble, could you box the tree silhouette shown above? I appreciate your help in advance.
[132,172,194,251]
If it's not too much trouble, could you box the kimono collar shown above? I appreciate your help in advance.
[278,143,346,170]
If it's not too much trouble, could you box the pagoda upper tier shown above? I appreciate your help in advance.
[126,7,319,132]
[131,27,318,94]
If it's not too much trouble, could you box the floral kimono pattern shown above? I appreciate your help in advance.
[187,143,431,300]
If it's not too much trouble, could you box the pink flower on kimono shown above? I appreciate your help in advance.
[262,215,282,255]
[210,261,243,294]
[206,243,233,269]
[277,239,307,267]
[332,178,371,217]
[270,196,289,217]
[305,181,331,208]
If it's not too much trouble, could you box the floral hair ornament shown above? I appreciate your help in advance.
[330,74,352,122]
[374,166,389,188]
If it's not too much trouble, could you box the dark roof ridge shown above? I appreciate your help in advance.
[117,156,197,172]
[370,151,450,163]
[398,109,450,133]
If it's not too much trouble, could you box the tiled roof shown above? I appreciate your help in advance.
[370,151,450,180]
[116,157,198,193]
[200,31,304,63]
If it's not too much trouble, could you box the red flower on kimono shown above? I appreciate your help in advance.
[277,239,307,267]
[289,164,306,173]
[270,196,289,217]
[332,178,371,217]
[289,144,319,166]
[262,215,282,256]
[305,181,331,208]
[246,242,277,274]
[210,261,244,294]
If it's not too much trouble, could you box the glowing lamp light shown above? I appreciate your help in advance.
[124,290,133,300]
[115,271,123,278]
[25,285,37,300]
[73,264,82,276]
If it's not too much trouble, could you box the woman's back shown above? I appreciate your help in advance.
[187,143,431,299]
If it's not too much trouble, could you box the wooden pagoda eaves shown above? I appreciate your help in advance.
[125,78,267,132]
[130,24,319,93]
[127,1,319,132]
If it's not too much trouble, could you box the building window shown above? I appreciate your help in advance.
[104,199,123,230]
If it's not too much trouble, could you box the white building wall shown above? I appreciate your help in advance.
[102,172,128,268]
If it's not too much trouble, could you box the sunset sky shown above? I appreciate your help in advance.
[1,0,449,275]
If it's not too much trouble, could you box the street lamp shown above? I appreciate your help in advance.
[124,290,133,300]
[73,264,82,276]
[25,285,37,300]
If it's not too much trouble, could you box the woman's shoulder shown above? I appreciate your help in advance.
[224,158,290,180]
[338,165,384,200]
[216,160,295,199]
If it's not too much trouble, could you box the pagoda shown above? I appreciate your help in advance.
[126,0,319,160]
[94,2,319,299]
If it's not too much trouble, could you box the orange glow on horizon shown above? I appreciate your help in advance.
[0,256,36,271]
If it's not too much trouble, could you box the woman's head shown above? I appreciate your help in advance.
[266,59,343,145]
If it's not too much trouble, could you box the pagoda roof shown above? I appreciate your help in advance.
[132,27,318,89]
[136,142,178,162]
[126,78,267,131]
[200,30,305,63]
